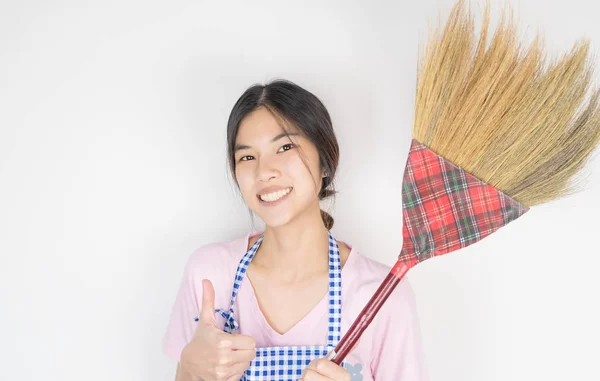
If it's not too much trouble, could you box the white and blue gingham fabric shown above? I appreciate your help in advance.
[194,231,344,381]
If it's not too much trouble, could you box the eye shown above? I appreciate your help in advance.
[238,144,294,162]
[279,143,295,152]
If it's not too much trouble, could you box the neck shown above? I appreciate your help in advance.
[252,205,330,283]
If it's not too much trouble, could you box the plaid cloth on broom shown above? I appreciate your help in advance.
[399,139,530,265]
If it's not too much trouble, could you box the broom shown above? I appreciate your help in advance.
[328,0,600,365]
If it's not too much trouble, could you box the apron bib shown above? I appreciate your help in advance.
[197,231,346,381]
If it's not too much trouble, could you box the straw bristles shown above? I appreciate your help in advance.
[413,0,600,207]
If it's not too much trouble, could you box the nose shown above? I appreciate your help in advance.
[256,157,280,182]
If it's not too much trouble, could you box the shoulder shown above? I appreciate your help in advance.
[180,232,251,307]
[346,250,393,280]
[342,248,418,326]
[342,246,403,294]
[185,234,245,271]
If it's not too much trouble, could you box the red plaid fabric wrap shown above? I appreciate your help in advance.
[399,139,529,265]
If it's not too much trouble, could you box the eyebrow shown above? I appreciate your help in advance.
[234,132,301,154]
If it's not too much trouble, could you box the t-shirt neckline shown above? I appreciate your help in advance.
[237,230,357,341]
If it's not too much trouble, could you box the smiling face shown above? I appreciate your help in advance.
[233,107,325,228]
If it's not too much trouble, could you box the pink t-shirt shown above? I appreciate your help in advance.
[163,230,429,381]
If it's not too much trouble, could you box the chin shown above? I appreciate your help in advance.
[259,212,293,228]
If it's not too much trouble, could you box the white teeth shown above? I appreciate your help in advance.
[259,187,292,202]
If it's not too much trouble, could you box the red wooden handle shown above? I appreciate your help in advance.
[329,260,410,365]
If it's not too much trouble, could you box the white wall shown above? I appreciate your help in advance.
[1,0,599,380]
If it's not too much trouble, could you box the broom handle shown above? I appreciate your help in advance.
[327,260,411,365]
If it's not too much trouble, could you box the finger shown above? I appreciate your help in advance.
[225,334,256,350]
[215,348,256,366]
[199,279,217,326]
[305,358,350,380]
[214,357,253,381]
[225,361,252,381]
[226,374,247,381]
[229,348,257,364]
[299,367,331,381]
[226,359,254,376]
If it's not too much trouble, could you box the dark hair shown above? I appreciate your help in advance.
[226,79,339,230]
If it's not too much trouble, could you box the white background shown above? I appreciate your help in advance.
[1,0,599,380]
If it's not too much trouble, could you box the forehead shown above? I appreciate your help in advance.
[236,107,300,142]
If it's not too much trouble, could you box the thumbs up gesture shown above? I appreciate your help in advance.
[179,279,257,381]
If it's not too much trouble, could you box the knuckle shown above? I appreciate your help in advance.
[303,369,316,380]
[216,338,229,348]
[214,366,228,379]
[315,359,326,372]
[218,355,231,365]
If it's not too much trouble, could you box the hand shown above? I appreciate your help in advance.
[179,279,256,381]
[298,338,360,381]
[298,358,351,381]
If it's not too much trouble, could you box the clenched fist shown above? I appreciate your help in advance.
[179,279,256,381]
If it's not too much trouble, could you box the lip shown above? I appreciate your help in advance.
[257,187,293,207]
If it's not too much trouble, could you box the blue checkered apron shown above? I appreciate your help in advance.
[197,231,345,381]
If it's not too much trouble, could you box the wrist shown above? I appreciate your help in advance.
[177,366,201,381]
[178,356,202,381]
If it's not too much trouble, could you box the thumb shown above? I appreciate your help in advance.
[198,279,218,327]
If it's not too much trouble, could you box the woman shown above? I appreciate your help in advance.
[163,79,429,381]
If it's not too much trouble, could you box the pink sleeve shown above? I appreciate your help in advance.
[370,279,430,381]
[162,251,202,362]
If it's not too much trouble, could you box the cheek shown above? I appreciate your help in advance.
[287,160,316,189]
[293,173,321,199]
[235,168,254,198]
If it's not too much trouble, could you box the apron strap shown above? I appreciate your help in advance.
[218,231,343,348]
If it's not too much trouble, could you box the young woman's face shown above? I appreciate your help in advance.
[234,107,324,227]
